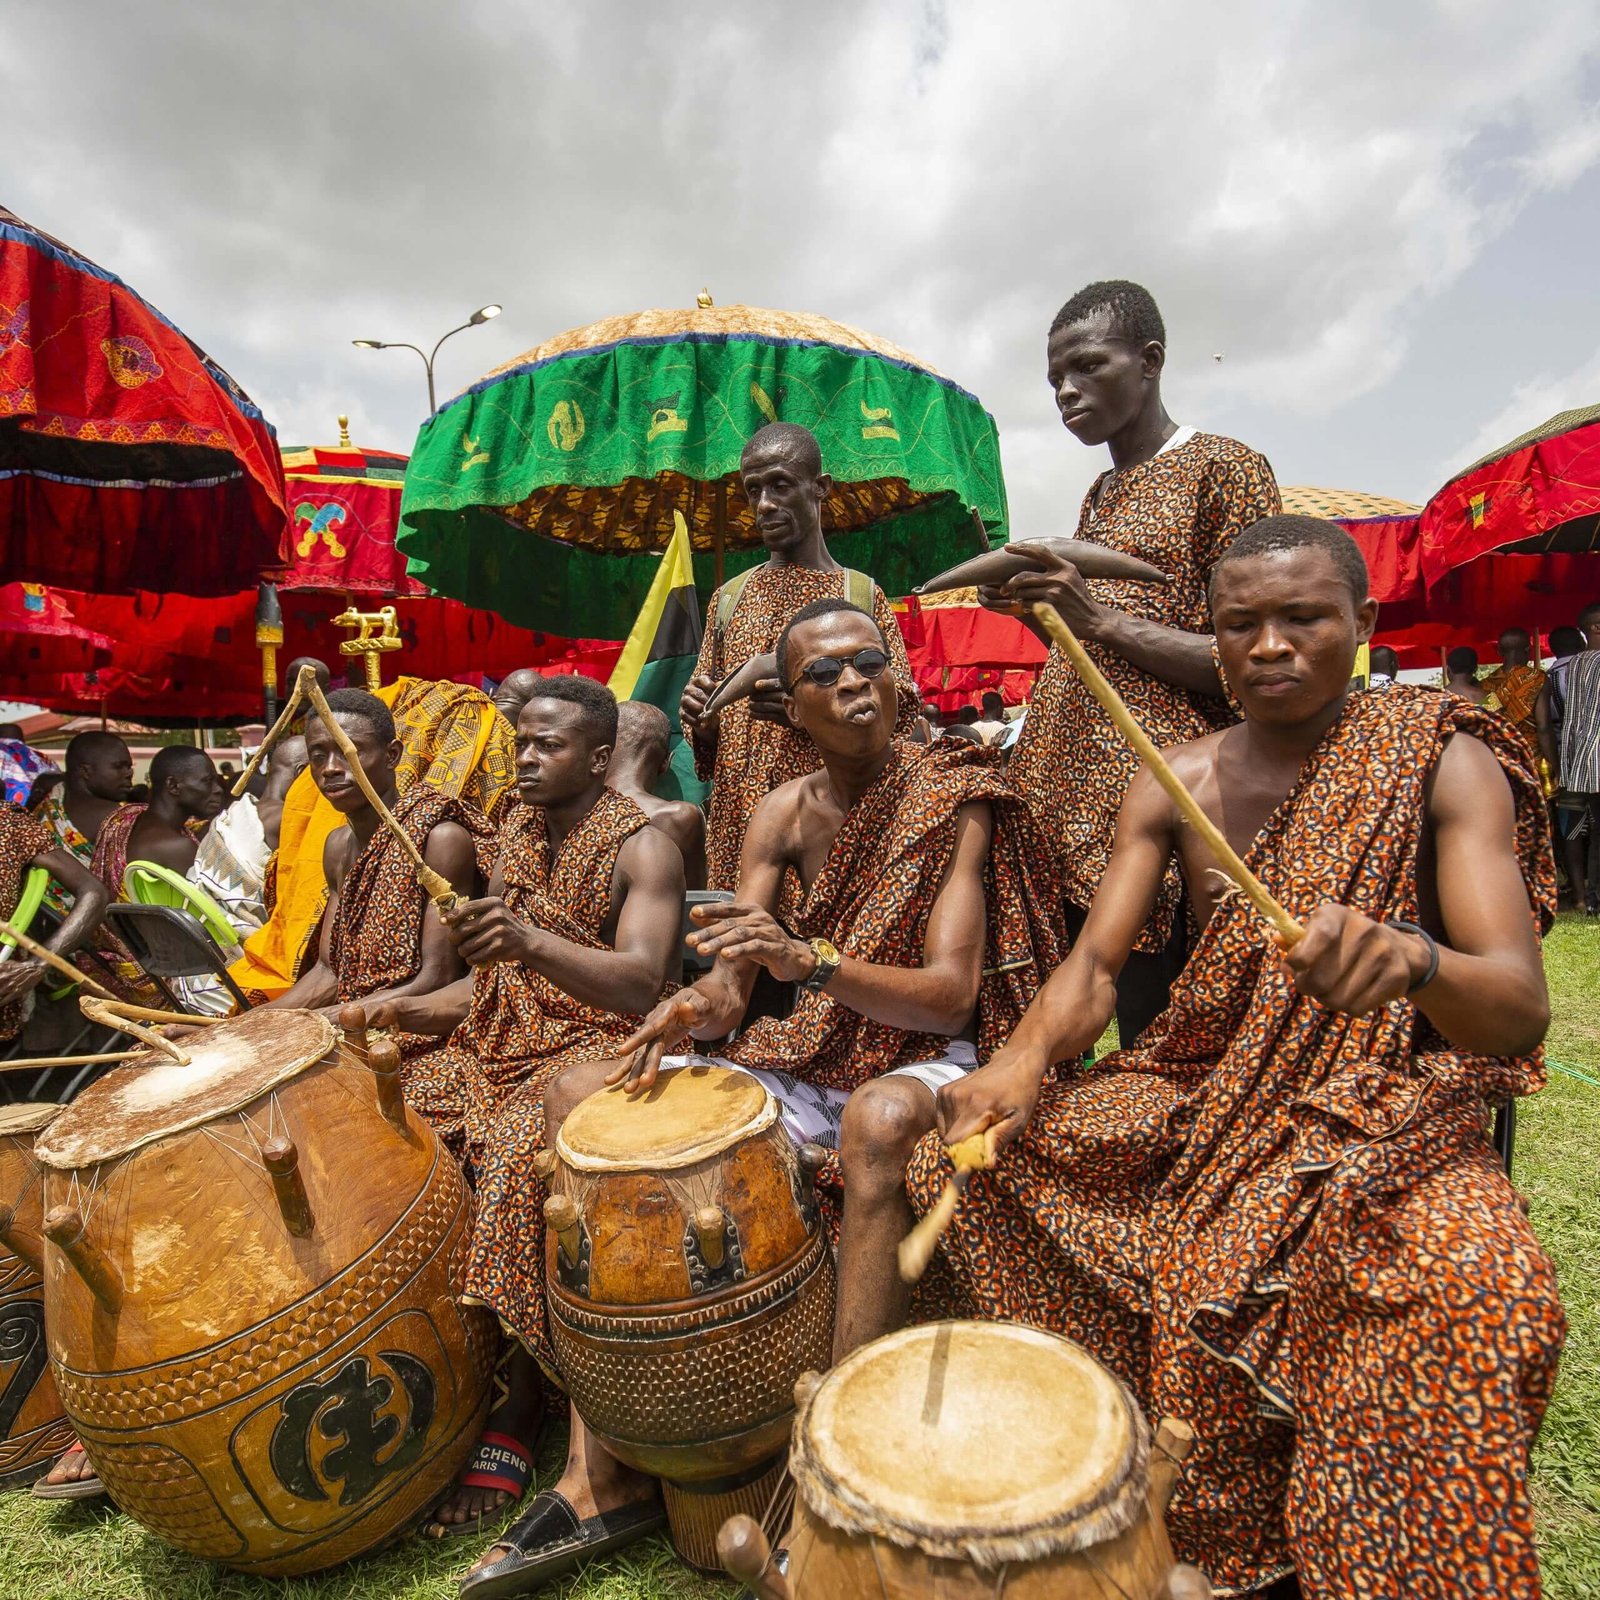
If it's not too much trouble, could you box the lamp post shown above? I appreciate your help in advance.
[353,304,503,413]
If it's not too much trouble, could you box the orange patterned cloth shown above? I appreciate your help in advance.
[403,788,651,1160]
[83,803,166,1007]
[326,786,496,1059]
[1482,662,1546,758]
[1008,431,1280,949]
[908,689,1564,1595]
[230,676,516,1003]
[688,563,916,889]
[0,804,53,1039]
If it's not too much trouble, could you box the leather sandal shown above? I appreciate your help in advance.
[31,1441,107,1502]
[458,1489,665,1599]
[424,1431,536,1538]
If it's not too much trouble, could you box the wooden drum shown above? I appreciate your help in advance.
[776,1321,1189,1598]
[32,1007,494,1575]
[0,1102,72,1490]
[546,1064,835,1571]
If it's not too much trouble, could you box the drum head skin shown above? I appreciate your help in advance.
[35,1009,337,1169]
[0,1102,60,1138]
[557,1064,776,1172]
[794,1321,1145,1560]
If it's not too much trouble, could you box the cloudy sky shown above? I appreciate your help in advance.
[9,1,1599,534]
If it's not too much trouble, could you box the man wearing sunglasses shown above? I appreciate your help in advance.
[680,421,916,891]
[529,597,1064,1423]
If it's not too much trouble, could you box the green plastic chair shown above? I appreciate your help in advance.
[0,865,49,962]
[122,860,242,954]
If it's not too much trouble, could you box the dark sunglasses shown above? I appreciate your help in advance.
[788,647,890,691]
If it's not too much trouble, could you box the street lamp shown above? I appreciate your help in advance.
[353,304,503,413]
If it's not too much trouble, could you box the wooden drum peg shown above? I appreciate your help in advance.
[43,1204,124,1313]
[694,1205,727,1270]
[797,1142,828,1206]
[793,1369,824,1411]
[367,1037,411,1136]
[1149,1416,1196,1518]
[339,1003,369,1063]
[261,1135,316,1238]
[531,1148,558,1183]
[718,1513,792,1600]
[544,1194,583,1269]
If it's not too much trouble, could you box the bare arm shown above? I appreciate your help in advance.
[1534,682,1558,774]
[0,847,113,1007]
[445,825,685,1017]
[657,804,707,892]
[937,768,1175,1146]
[1280,732,1549,1056]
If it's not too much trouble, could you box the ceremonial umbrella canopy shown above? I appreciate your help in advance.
[399,300,1008,639]
[0,207,287,594]
[0,581,112,685]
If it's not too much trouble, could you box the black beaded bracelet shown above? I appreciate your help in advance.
[1388,919,1440,994]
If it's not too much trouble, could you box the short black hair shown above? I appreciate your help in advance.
[1550,626,1586,656]
[1446,646,1480,676]
[980,691,1004,714]
[285,656,333,690]
[1579,601,1600,626]
[1049,280,1165,346]
[307,687,396,747]
[64,731,129,772]
[0,723,23,741]
[740,421,824,478]
[525,674,619,745]
[1498,626,1530,645]
[1210,515,1369,607]
[1369,645,1399,671]
[776,598,887,687]
[149,745,214,791]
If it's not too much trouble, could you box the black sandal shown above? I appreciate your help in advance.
[458,1489,665,1599]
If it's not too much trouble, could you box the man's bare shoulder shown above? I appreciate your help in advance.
[616,817,684,886]
[1161,724,1234,788]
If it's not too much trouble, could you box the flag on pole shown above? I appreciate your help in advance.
[607,510,707,803]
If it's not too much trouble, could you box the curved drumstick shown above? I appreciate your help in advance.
[300,678,460,911]
[703,653,780,717]
[229,666,314,799]
[1031,603,1304,947]
[897,1127,997,1284]
[80,996,191,1065]
[0,917,115,1000]
[914,539,1170,595]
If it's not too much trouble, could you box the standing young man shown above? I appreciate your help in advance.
[680,421,916,889]
[1482,626,1546,757]
[994,280,1280,1043]
[1545,601,1600,913]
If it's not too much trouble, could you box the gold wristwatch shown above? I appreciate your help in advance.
[798,936,842,994]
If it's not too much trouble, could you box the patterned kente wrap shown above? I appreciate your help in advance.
[687,563,916,890]
[1008,431,1280,949]
[907,689,1565,1597]
[0,803,52,1039]
[84,802,165,1007]
[1481,662,1546,760]
[725,739,1066,1092]
[403,788,651,1161]
[38,792,92,919]
[327,787,496,1060]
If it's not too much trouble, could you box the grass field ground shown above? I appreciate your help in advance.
[2,918,1595,1599]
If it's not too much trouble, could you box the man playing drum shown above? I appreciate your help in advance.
[370,675,685,1537]
[455,599,1064,1594]
[265,688,492,1050]
[914,516,1566,1597]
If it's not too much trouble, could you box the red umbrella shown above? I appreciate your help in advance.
[0,580,112,688]
[0,206,287,595]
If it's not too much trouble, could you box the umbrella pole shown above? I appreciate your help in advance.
[713,480,727,591]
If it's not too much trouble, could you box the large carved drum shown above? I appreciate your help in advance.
[0,1102,72,1490]
[774,1321,1189,1597]
[545,1064,835,1570]
[32,1008,494,1574]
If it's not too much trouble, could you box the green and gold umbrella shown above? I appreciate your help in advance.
[398,300,1007,638]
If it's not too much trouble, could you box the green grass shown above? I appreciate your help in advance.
[2,920,1596,1598]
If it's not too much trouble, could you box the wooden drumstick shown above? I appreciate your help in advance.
[301,678,459,911]
[0,1050,144,1072]
[1148,1416,1196,1518]
[1030,603,1304,947]
[717,1514,792,1600]
[229,666,313,799]
[897,1127,997,1284]
[0,918,116,1000]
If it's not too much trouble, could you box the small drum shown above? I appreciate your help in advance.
[0,1102,72,1490]
[777,1321,1187,1597]
[33,1008,494,1575]
[546,1064,835,1570]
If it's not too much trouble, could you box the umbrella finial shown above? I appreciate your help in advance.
[337,413,351,447]
[696,288,714,308]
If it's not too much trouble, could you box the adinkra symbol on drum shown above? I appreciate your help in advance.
[268,1351,436,1508]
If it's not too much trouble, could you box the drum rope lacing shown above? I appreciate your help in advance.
[198,1092,291,1179]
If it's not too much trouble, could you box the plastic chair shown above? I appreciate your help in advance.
[122,860,241,954]
[0,866,49,962]
[100,904,252,1014]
